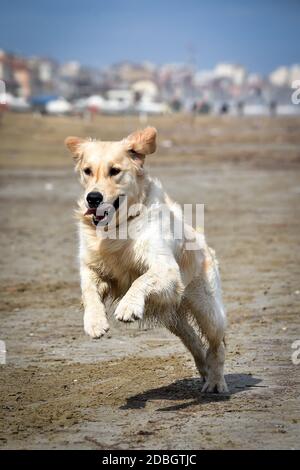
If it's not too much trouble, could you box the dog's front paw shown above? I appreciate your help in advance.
[201,376,228,394]
[115,299,144,323]
[84,311,110,339]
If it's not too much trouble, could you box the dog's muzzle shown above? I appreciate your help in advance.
[84,196,122,226]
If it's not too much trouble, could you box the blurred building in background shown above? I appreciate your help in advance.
[0,48,299,116]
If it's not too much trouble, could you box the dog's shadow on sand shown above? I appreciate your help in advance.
[120,374,262,412]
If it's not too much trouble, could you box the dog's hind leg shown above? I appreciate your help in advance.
[163,312,207,380]
[186,272,228,393]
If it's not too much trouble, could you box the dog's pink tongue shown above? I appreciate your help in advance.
[84,203,112,218]
[84,208,96,216]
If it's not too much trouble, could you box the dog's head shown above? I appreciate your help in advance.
[65,127,157,226]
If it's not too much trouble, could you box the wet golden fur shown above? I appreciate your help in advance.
[65,127,228,393]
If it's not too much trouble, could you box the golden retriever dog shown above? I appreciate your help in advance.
[65,127,228,393]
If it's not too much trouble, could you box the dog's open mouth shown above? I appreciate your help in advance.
[84,197,121,226]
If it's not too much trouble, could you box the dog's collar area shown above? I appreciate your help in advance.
[113,196,120,212]
[128,211,140,222]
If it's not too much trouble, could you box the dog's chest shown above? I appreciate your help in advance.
[88,238,146,294]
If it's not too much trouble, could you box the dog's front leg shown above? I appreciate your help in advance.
[115,256,183,323]
[81,264,109,338]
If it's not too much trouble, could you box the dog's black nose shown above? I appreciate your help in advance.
[86,191,103,208]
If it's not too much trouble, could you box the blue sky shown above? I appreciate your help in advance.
[0,0,299,74]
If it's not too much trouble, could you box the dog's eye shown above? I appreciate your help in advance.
[83,168,92,176]
[109,167,121,177]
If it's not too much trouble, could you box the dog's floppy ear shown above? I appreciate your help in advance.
[64,136,85,161]
[125,127,157,157]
